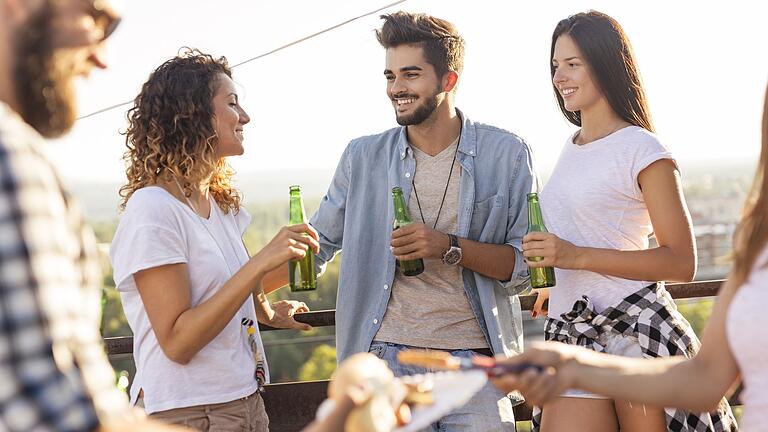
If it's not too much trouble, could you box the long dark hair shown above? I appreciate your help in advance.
[731,83,768,288]
[551,11,654,132]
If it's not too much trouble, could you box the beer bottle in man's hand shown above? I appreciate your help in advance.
[392,187,424,276]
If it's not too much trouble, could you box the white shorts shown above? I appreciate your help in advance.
[561,332,643,399]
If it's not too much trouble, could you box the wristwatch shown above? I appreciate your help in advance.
[442,233,463,265]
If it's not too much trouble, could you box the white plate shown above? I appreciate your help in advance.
[315,370,488,432]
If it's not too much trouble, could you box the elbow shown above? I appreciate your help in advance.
[689,394,725,413]
[160,344,193,365]
[670,254,696,282]
[702,398,723,414]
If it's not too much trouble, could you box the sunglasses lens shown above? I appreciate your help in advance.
[102,16,121,40]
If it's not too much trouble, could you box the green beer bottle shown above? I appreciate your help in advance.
[527,193,556,288]
[392,187,424,276]
[289,185,317,291]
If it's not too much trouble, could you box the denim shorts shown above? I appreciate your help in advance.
[369,341,516,431]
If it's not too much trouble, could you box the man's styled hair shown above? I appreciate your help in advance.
[376,11,465,79]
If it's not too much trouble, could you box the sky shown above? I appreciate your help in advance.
[45,0,768,184]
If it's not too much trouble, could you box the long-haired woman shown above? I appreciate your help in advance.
[495,82,768,430]
[110,49,318,431]
[521,11,737,431]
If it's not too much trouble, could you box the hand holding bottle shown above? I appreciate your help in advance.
[252,223,320,275]
[391,222,450,261]
[522,231,582,270]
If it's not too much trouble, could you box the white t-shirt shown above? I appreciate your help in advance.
[109,186,267,414]
[727,244,768,430]
[540,126,675,319]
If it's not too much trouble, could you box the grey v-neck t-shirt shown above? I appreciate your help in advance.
[375,138,488,349]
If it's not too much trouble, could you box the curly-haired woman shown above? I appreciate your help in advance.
[109,49,318,431]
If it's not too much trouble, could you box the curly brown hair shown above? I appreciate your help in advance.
[119,48,241,213]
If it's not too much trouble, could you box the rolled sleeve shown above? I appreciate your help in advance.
[310,144,352,275]
[503,142,538,293]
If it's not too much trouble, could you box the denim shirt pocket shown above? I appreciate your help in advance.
[468,194,505,242]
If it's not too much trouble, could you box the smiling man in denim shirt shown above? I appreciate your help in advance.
[307,12,535,430]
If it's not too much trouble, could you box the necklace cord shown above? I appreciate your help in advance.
[411,137,460,230]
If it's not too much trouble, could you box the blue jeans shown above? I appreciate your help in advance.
[369,341,516,432]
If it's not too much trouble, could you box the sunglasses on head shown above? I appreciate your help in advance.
[85,0,121,41]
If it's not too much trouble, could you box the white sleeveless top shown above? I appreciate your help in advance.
[727,243,768,430]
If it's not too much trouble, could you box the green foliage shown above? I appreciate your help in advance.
[676,298,715,338]
[91,221,118,243]
[516,421,533,432]
[298,344,338,381]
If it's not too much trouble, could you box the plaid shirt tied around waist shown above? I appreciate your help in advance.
[532,283,738,432]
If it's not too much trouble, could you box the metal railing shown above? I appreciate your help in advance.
[105,280,733,430]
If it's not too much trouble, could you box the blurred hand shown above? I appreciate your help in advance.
[301,383,373,432]
[266,300,313,331]
[522,232,582,269]
[253,223,320,274]
[391,223,450,261]
[490,341,584,406]
[530,288,550,319]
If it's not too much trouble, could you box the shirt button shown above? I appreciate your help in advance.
[384,284,389,290]
[373,318,379,324]
[405,172,411,178]
[469,150,474,155]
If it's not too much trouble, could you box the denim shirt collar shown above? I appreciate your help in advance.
[396,108,477,160]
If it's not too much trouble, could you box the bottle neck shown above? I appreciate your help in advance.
[289,194,306,224]
[392,191,411,223]
[528,198,545,228]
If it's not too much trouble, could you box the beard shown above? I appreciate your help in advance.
[13,3,78,138]
[394,86,442,126]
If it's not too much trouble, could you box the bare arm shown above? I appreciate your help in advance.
[494,278,741,411]
[524,159,696,282]
[261,266,289,294]
[454,237,517,281]
[135,260,263,365]
[135,225,317,364]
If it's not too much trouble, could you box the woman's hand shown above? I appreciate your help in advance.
[490,341,584,406]
[264,300,313,331]
[530,288,550,319]
[522,232,583,269]
[252,223,320,274]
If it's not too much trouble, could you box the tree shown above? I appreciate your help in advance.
[299,344,338,381]
[676,298,715,338]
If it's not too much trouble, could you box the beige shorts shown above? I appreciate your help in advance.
[561,333,643,399]
[139,392,269,432]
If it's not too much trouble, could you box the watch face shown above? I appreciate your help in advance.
[444,247,462,265]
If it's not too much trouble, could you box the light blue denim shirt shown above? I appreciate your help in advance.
[311,109,536,363]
